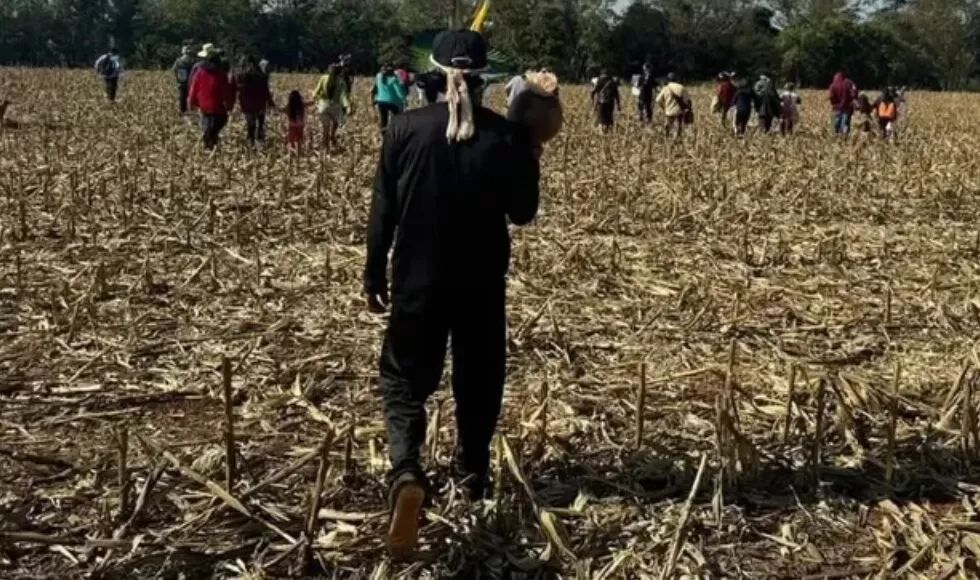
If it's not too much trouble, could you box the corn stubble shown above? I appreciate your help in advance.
[2,69,980,578]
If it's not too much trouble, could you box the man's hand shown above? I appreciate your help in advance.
[366,290,389,314]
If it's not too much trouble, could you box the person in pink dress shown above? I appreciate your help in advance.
[284,90,307,154]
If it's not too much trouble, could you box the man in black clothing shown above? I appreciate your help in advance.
[636,63,657,125]
[364,29,540,560]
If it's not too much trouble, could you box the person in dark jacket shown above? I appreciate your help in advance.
[591,70,620,133]
[188,45,236,150]
[364,29,540,561]
[753,74,780,134]
[731,78,755,138]
[233,56,276,145]
[173,46,196,114]
[636,63,657,125]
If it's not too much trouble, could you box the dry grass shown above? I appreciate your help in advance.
[1,68,980,579]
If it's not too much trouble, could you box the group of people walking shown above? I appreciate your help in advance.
[713,72,801,137]
[574,64,907,141]
[829,72,905,139]
[96,44,416,152]
[588,66,694,139]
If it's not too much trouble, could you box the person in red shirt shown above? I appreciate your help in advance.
[188,45,236,150]
[829,72,857,137]
[233,56,276,146]
[714,72,736,127]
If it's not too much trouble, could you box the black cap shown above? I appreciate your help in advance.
[432,29,487,70]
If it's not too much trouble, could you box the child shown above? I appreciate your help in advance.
[855,94,873,135]
[779,83,801,135]
[285,90,306,153]
[874,89,899,140]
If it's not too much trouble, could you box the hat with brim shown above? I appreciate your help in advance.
[198,43,217,58]
[430,29,487,72]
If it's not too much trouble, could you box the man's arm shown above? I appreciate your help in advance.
[504,126,541,226]
[364,119,401,300]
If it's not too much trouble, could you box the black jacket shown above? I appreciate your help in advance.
[364,104,540,304]
[732,88,755,116]
[637,73,657,103]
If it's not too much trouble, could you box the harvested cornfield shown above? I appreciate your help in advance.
[2,68,980,579]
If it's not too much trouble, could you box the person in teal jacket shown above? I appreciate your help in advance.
[372,64,408,130]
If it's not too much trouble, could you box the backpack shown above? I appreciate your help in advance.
[175,59,191,83]
[596,78,617,104]
[99,55,118,77]
[668,87,693,122]
[878,101,896,120]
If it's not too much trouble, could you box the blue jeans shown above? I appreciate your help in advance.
[833,111,852,135]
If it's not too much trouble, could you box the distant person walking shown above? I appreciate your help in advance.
[829,72,857,137]
[284,90,307,154]
[731,77,755,138]
[636,63,658,125]
[873,88,899,139]
[188,45,236,150]
[312,64,351,152]
[234,56,276,146]
[855,94,874,135]
[372,64,408,130]
[714,72,736,127]
[173,46,196,114]
[753,74,780,134]
[94,48,123,103]
[779,82,801,135]
[655,72,691,139]
[591,70,620,133]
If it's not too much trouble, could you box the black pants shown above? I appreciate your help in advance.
[379,284,506,493]
[201,114,228,150]
[377,102,400,130]
[637,100,653,124]
[759,115,775,133]
[735,110,751,136]
[104,77,119,102]
[178,83,189,114]
[245,113,266,144]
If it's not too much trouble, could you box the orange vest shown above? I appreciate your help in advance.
[878,101,897,120]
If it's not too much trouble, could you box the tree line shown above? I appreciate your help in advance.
[2,0,979,89]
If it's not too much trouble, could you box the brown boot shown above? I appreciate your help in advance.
[387,472,426,560]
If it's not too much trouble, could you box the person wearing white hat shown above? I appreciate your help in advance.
[364,28,541,560]
[188,44,235,149]
[188,43,215,86]
[173,46,197,114]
